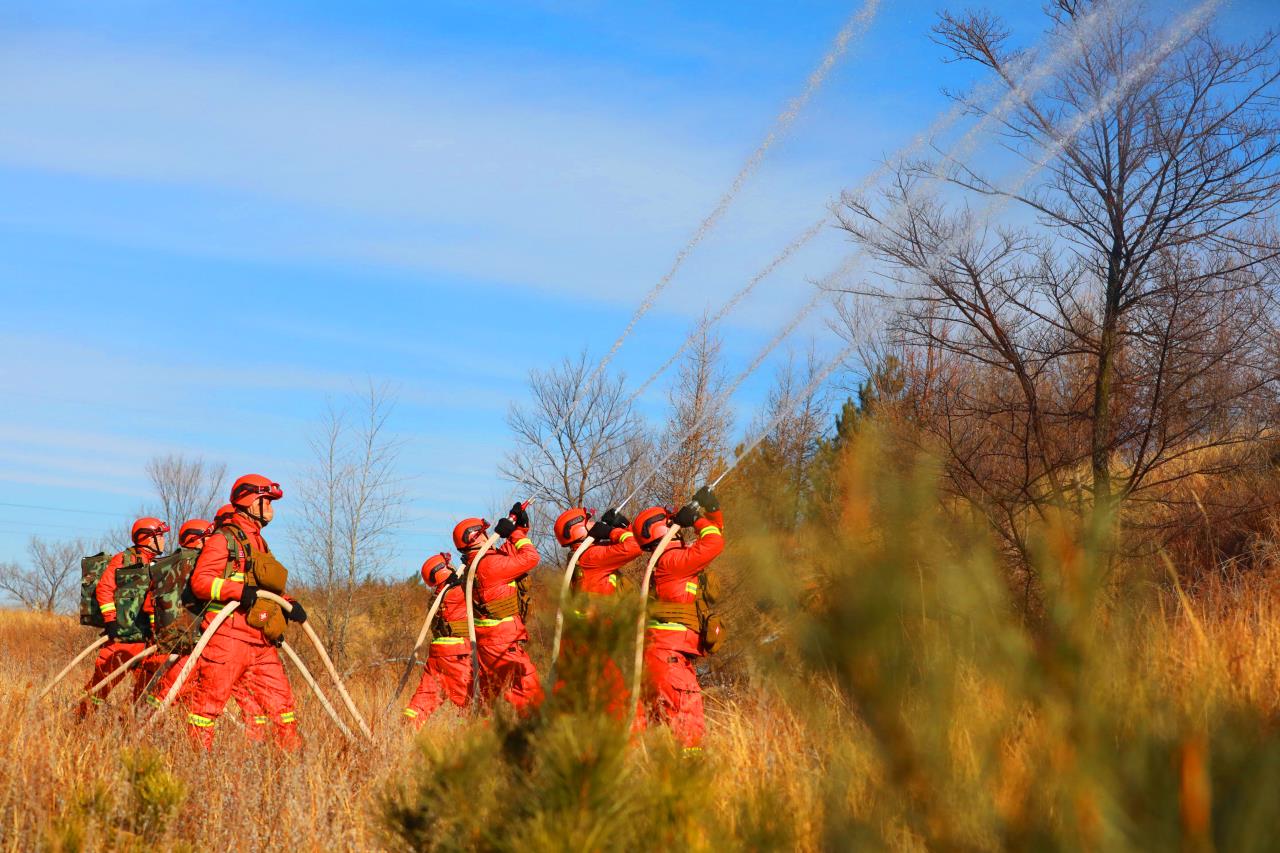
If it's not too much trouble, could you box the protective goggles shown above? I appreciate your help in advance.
[179,523,214,545]
[459,521,489,547]
[136,521,172,539]
[233,481,284,502]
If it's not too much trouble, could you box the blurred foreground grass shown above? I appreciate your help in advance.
[3,437,1280,850]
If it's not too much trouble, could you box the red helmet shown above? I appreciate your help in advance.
[421,552,454,586]
[214,503,236,526]
[178,518,213,548]
[553,507,593,547]
[230,474,283,508]
[452,517,489,553]
[632,506,673,549]
[131,517,171,545]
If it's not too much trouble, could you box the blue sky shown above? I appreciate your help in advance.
[0,0,1270,573]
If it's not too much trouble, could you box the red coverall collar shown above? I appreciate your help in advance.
[232,511,265,536]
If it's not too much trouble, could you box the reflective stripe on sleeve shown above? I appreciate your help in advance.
[431,636,467,645]
[617,531,634,543]
[279,710,297,724]
[685,581,698,595]
[210,578,225,601]
[187,713,216,728]
[647,621,689,631]
[403,708,419,718]
[253,715,269,726]
[474,617,514,627]
[699,525,721,537]
[514,538,532,550]
[100,603,116,614]
[145,694,162,708]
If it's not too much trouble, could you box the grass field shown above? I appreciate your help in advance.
[5,452,1280,850]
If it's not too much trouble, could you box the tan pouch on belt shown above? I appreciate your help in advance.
[246,551,289,642]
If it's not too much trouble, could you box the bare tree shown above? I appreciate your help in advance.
[652,319,732,507]
[502,351,649,539]
[838,3,1280,546]
[732,348,829,529]
[0,536,87,612]
[291,383,406,663]
[145,453,228,526]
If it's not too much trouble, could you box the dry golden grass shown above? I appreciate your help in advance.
[0,573,1273,852]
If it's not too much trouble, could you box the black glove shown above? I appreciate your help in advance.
[286,600,307,624]
[601,507,629,528]
[103,622,119,640]
[239,585,260,611]
[495,517,516,539]
[674,504,699,527]
[588,521,613,540]
[692,486,720,513]
[508,502,530,528]
[447,570,467,589]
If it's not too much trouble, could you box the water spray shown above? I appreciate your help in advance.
[621,0,1124,415]
[903,0,1223,296]
[554,0,882,433]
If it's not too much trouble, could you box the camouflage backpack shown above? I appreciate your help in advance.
[79,552,111,628]
[149,547,204,654]
[112,548,152,644]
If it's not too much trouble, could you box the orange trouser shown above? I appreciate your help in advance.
[404,648,473,727]
[644,645,705,749]
[76,640,150,717]
[475,630,542,715]
[556,634,642,725]
[182,632,299,750]
[145,653,272,739]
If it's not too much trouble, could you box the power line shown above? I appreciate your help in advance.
[0,500,127,518]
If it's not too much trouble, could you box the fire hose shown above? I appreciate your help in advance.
[546,535,594,686]
[384,584,449,716]
[627,524,682,716]
[463,533,501,707]
[33,635,109,703]
[80,643,158,704]
[144,596,372,741]
[256,590,373,740]
[280,640,354,741]
[144,602,240,728]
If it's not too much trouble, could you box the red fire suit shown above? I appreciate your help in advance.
[404,581,473,727]
[182,513,300,750]
[560,527,640,719]
[471,529,542,714]
[77,544,159,716]
[644,510,724,750]
[147,655,274,739]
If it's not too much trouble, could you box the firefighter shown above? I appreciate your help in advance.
[458,503,541,714]
[633,486,724,752]
[552,506,638,717]
[403,552,474,727]
[136,518,212,698]
[145,512,272,740]
[77,517,169,716]
[182,475,308,749]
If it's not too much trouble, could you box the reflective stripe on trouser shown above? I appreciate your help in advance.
[405,652,473,726]
[182,633,300,751]
[476,636,542,714]
[150,655,269,740]
[643,645,705,749]
[75,640,150,717]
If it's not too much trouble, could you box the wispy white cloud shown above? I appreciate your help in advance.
[0,32,855,322]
